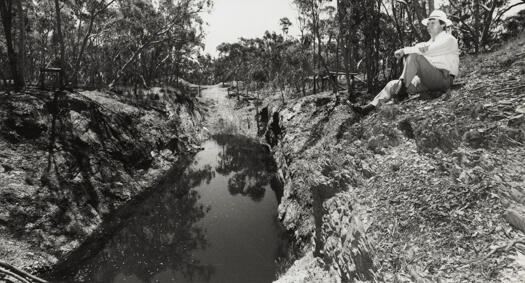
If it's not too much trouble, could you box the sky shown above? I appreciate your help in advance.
[200,0,525,58]
[200,0,300,57]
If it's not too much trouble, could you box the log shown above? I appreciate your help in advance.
[505,207,525,234]
[0,261,48,283]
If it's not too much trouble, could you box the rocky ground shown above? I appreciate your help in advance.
[198,84,257,136]
[1,34,523,282]
[0,86,205,276]
[259,34,525,282]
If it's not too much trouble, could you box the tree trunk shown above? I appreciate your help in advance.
[334,34,339,94]
[73,0,116,86]
[473,0,480,53]
[73,13,95,86]
[364,0,381,92]
[312,38,316,94]
[427,0,434,14]
[0,0,24,91]
[1,68,8,89]
[16,0,25,89]
[337,0,356,101]
[481,3,497,48]
[301,76,306,96]
[311,5,337,94]
[109,39,163,87]
[404,4,423,41]
[54,0,66,88]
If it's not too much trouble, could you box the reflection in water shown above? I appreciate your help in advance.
[72,164,215,283]
[66,134,287,283]
[214,134,280,202]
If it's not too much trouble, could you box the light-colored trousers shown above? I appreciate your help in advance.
[371,54,454,106]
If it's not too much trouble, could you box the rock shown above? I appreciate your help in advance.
[462,129,488,148]
[0,212,10,223]
[321,193,376,281]
[160,149,173,157]
[398,119,415,139]
[0,88,204,275]
[505,207,525,234]
[360,162,375,178]
[150,150,158,158]
[274,252,340,283]
[159,149,176,162]
[80,129,100,144]
[391,162,402,172]
[509,187,525,204]
[508,114,524,128]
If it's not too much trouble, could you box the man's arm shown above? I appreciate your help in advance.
[402,42,428,55]
[395,42,427,58]
[404,34,458,56]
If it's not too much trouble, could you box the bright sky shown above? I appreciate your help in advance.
[200,0,524,58]
[201,0,300,57]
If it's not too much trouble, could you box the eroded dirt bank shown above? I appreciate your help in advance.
[0,86,205,274]
[259,36,525,282]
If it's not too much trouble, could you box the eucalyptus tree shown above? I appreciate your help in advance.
[0,0,210,90]
[69,0,117,86]
[0,0,25,90]
[444,0,518,53]
[293,0,338,94]
[279,17,292,35]
[108,0,208,87]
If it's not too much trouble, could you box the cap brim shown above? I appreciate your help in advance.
[422,17,453,26]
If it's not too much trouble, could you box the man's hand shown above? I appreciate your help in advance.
[418,45,429,53]
[394,49,405,59]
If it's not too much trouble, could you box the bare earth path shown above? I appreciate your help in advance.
[199,85,257,137]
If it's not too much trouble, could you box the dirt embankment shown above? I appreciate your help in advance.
[260,35,525,282]
[0,86,205,274]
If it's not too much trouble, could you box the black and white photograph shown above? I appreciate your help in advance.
[1,0,524,282]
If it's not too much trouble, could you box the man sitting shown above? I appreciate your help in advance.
[353,10,459,115]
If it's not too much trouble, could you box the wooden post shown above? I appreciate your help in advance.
[349,73,355,102]
[54,0,66,89]
[40,68,44,89]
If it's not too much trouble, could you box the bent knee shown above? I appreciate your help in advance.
[406,53,423,61]
[386,80,399,88]
[379,80,401,99]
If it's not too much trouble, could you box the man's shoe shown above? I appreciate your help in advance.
[351,104,376,116]
[393,81,408,103]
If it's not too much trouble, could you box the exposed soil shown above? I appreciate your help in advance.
[258,34,525,282]
[0,86,205,277]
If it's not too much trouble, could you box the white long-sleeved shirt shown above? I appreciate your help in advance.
[403,31,460,77]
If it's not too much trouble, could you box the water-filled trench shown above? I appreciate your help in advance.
[62,134,289,283]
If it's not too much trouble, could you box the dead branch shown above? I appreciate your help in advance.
[483,240,525,260]
[496,84,525,93]
[0,268,31,283]
[0,261,48,283]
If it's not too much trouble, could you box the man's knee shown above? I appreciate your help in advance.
[385,79,401,94]
[406,53,422,62]
[373,80,399,102]
[386,80,399,88]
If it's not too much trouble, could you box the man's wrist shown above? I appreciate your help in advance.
[403,46,420,54]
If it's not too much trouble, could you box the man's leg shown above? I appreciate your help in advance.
[352,54,449,116]
[407,76,430,93]
[368,54,437,107]
[370,79,401,107]
[400,54,451,90]
[352,79,402,115]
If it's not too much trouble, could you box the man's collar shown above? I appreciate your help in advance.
[430,30,446,42]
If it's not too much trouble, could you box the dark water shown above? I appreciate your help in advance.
[68,135,288,283]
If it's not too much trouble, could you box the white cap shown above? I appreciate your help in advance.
[422,10,453,27]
